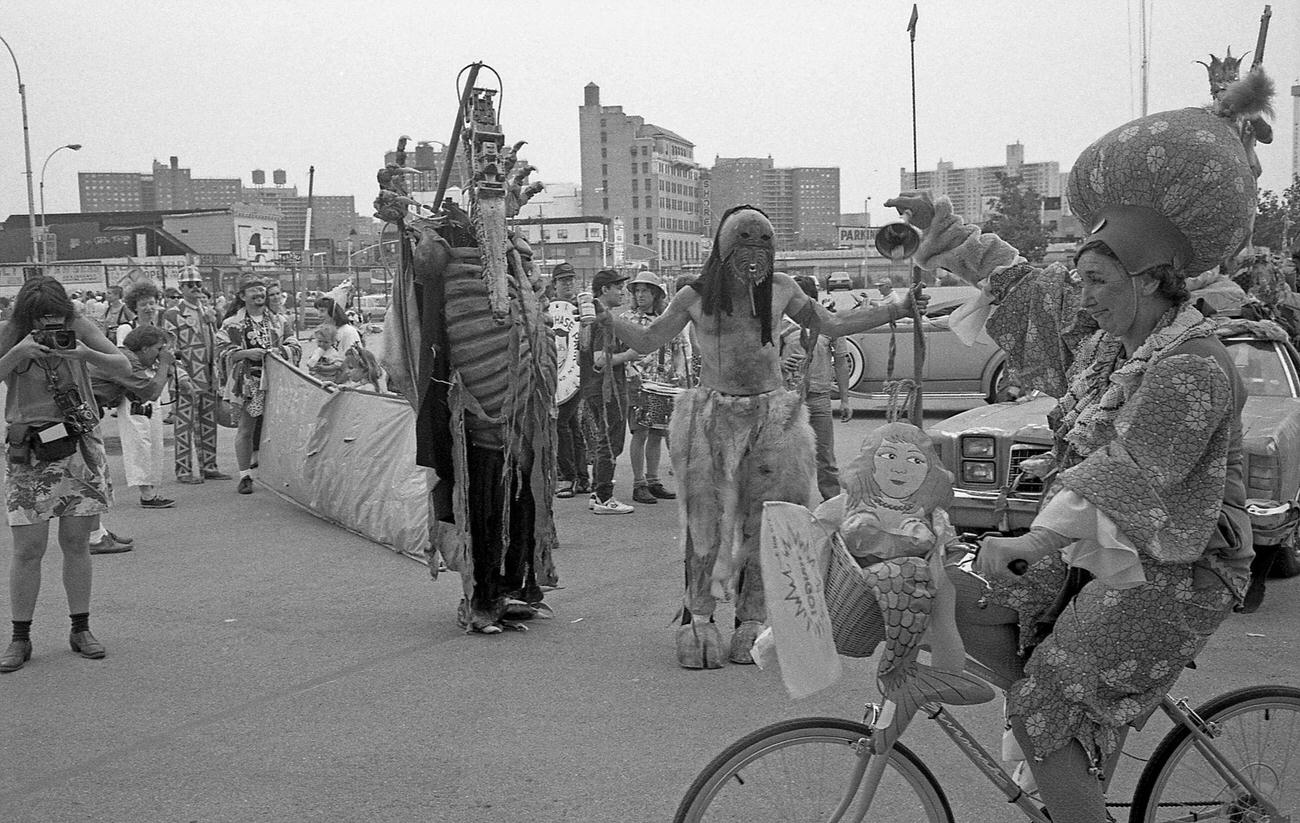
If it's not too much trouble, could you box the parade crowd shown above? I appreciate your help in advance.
[0,268,397,674]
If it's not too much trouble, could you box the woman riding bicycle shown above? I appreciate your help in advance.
[885,93,1264,823]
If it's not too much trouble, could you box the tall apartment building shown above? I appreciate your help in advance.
[240,185,355,254]
[383,140,471,195]
[712,157,840,247]
[710,156,773,217]
[901,142,1061,224]
[579,83,703,268]
[78,157,240,212]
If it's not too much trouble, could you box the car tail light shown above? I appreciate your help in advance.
[963,461,996,483]
[961,436,995,458]
[1247,453,1279,499]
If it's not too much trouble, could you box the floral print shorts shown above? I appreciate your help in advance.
[988,553,1234,765]
[5,428,113,526]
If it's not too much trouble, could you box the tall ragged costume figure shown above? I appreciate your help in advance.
[376,83,558,634]
[591,205,924,668]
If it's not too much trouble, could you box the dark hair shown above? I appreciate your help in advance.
[122,324,168,352]
[108,285,123,299]
[3,276,75,346]
[124,280,162,312]
[1076,240,1189,305]
[316,297,351,326]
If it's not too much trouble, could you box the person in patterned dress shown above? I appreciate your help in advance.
[216,274,298,495]
[162,267,229,485]
[886,90,1266,823]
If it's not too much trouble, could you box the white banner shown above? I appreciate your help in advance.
[759,501,842,698]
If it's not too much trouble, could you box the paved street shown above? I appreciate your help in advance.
[1,403,1297,823]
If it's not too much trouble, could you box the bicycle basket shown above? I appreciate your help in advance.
[823,533,886,658]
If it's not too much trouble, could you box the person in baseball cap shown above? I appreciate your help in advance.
[591,269,629,295]
[551,262,576,279]
[581,269,636,515]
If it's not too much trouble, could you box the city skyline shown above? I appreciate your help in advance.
[1,1,1296,232]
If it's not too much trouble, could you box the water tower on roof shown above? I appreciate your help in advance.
[273,169,287,187]
[251,169,265,187]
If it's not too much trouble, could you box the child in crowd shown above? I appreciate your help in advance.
[335,345,387,393]
[304,325,345,381]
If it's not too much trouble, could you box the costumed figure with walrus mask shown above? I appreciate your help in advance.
[374,80,558,635]
[588,205,928,668]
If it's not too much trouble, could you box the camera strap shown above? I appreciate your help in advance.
[38,358,70,395]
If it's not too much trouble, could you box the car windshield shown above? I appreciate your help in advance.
[1226,339,1298,398]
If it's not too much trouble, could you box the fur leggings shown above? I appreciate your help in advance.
[669,388,817,623]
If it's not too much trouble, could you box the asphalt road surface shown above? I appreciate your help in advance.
[1,401,1296,822]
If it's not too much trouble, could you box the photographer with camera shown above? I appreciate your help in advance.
[0,276,131,673]
[92,325,186,509]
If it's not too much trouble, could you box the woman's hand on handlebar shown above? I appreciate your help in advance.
[976,534,1046,580]
[976,528,1069,580]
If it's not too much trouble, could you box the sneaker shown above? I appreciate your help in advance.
[237,476,254,495]
[556,481,574,499]
[89,535,133,554]
[632,485,658,505]
[574,478,591,495]
[647,482,677,500]
[176,475,205,485]
[139,497,175,509]
[588,493,599,511]
[592,497,634,515]
[104,530,133,546]
[202,469,232,480]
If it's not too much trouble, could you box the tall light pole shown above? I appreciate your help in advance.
[39,143,82,258]
[0,34,39,263]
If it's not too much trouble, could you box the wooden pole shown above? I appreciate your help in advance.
[434,62,483,209]
[907,5,924,425]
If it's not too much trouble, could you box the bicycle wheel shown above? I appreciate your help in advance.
[673,716,953,823]
[1130,685,1300,823]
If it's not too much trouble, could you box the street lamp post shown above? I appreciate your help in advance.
[1,34,39,264]
[39,143,82,260]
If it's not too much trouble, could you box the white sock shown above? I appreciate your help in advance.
[240,469,253,479]
[89,528,108,541]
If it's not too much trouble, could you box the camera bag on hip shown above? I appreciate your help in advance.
[5,422,78,463]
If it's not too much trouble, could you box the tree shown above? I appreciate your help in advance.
[982,174,1049,263]
[1251,175,1300,254]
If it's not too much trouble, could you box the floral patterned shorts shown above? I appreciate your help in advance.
[989,554,1234,764]
[5,428,113,526]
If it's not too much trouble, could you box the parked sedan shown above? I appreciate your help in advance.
[927,323,1300,575]
[826,271,853,291]
[835,286,1008,403]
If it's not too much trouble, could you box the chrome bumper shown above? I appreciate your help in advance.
[947,488,1041,533]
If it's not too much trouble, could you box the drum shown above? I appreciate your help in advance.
[549,300,581,404]
[635,381,682,430]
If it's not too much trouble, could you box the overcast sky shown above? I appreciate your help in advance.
[1,0,1295,226]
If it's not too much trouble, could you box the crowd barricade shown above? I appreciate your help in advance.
[259,354,433,562]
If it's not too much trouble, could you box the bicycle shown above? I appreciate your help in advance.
[673,648,1300,823]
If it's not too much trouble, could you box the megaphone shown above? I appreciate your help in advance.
[874,213,922,261]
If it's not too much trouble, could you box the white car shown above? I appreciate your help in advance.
[826,272,852,291]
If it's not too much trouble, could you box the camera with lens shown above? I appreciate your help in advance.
[33,326,77,350]
[53,386,99,435]
[129,399,153,419]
